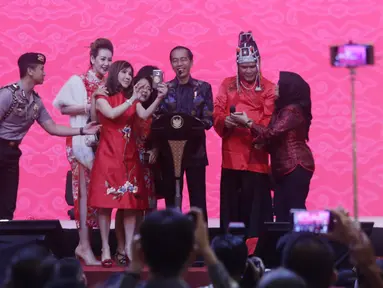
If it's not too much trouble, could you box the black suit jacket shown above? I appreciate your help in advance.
[154,77,214,168]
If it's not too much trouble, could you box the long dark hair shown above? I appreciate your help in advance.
[105,61,134,98]
[276,71,312,141]
[135,65,159,109]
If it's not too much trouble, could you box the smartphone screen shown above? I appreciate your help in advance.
[152,70,163,89]
[330,44,374,67]
[292,210,331,234]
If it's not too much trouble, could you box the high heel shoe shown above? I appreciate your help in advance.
[75,247,101,266]
[101,258,113,268]
[101,249,113,268]
[114,250,128,266]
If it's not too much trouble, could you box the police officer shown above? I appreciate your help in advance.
[0,52,100,220]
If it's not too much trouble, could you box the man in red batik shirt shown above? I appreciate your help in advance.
[213,31,275,237]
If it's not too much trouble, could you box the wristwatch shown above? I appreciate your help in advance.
[80,127,85,135]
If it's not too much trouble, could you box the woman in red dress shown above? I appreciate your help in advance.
[88,60,167,267]
[132,74,159,209]
[113,74,159,266]
[111,73,159,265]
[53,38,113,265]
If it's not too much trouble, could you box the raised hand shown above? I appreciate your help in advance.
[156,83,168,99]
[93,85,108,97]
[132,82,145,101]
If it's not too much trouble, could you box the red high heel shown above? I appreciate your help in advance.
[101,249,113,268]
[101,258,113,268]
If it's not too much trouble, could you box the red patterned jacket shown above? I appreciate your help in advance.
[250,104,315,178]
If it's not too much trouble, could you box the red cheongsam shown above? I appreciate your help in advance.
[89,92,149,210]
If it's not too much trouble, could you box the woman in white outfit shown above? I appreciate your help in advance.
[53,38,114,265]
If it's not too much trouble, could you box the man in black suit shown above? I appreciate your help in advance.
[155,46,214,221]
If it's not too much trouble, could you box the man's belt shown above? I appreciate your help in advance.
[0,138,21,147]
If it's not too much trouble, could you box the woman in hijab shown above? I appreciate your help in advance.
[231,71,315,222]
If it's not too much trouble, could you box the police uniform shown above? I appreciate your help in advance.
[0,52,52,220]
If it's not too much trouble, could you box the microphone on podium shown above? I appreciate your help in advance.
[230,105,236,114]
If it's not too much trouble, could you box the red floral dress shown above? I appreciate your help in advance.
[66,70,103,228]
[134,117,156,209]
[88,93,151,209]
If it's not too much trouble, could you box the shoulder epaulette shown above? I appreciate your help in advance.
[0,83,19,92]
[31,90,40,98]
[0,83,19,123]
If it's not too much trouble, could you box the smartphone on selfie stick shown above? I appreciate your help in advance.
[330,42,374,68]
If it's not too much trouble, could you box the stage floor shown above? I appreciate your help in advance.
[59,216,383,229]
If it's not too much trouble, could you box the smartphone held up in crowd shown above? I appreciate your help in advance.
[291,209,334,234]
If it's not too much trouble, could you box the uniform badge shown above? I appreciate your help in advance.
[37,54,45,63]
[32,103,39,119]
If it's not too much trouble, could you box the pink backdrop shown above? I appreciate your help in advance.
[1,0,382,220]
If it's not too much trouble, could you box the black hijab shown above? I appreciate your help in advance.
[276,71,312,140]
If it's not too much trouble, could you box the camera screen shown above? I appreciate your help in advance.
[292,210,330,234]
[331,44,374,67]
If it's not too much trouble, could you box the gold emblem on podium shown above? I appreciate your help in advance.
[171,115,184,129]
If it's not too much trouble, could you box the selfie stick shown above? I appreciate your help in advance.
[349,66,359,222]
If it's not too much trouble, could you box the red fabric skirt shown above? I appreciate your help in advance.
[66,137,98,228]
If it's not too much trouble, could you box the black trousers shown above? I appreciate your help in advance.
[220,168,272,237]
[162,165,208,221]
[0,140,22,220]
[274,166,313,222]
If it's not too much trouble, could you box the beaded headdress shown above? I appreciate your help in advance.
[236,31,262,91]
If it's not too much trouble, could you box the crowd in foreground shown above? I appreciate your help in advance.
[2,207,383,288]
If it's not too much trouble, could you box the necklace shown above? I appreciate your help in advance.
[81,70,104,104]
[87,70,103,83]
[240,81,256,91]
